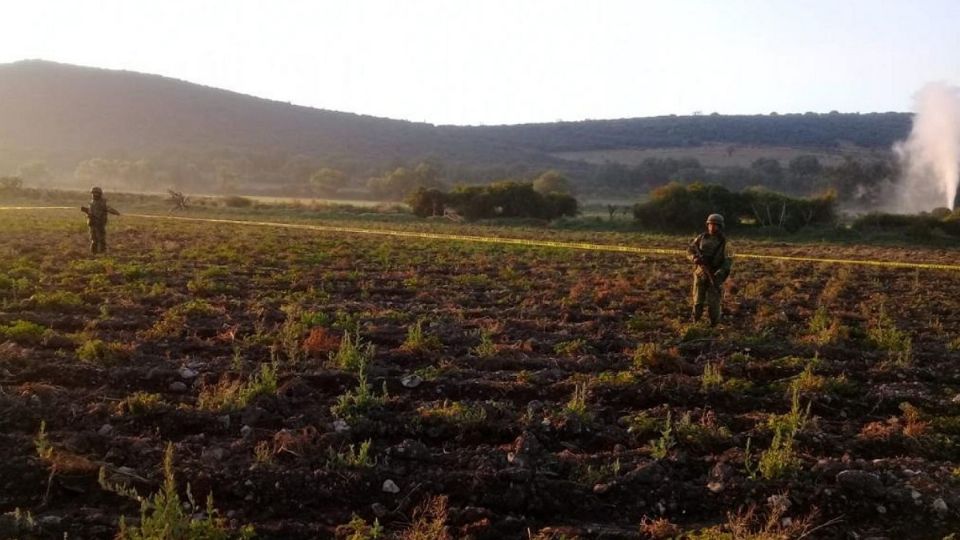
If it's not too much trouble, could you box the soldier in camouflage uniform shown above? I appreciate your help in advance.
[688,214,732,326]
[81,187,120,254]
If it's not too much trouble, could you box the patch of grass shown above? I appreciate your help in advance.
[469,328,497,358]
[575,458,621,486]
[329,331,375,372]
[400,319,442,353]
[27,290,84,311]
[807,305,848,346]
[197,363,278,412]
[563,383,593,423]
[418,400,487,429]
[118,392,166,416]
[331,367,388,423]
[398,495,450,540]
[76,339,131,366]
[675,411,732,450]
[326,439,376,469]
[789,363,825,395]
[649,411,676,460]
[701,361,724,391]
[867,304,912,366]
[337,515,384,540]
[0,319,49,345]
[554,338,588,356]
[145,299,218,339]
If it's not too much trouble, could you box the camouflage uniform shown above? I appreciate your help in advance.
[82,188,119,254]
[688,218,732,325]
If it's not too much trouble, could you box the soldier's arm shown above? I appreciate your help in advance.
[108,206,120,216]
[80,206,90,215]
[687,235,702,262]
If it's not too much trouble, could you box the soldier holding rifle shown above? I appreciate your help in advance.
[81,186,120,254]
[688,214,732,326]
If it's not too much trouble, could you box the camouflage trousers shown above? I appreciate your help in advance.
[692,271,724,325]
[89,224,107,254]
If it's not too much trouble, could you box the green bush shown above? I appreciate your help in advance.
[437,181,578,221]
[632,182,835,232]
[0,320,48,345]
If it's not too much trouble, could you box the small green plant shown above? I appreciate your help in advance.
[0,319,48,345]
[625,411,660,437]
[807,305,847,346]
[867,305,912,366]
[418,400,488,429]
[145,300,217,339]
[563,383,592,423]
[789,363,825,395]
[277,305,307,363]
[401,319,441,353]
[330,367,387,422]
[701,361,724,391]
[554,338,588,356]
[197,363,278,412]
[329,331,375,372]
[326,439,376,469]
[253,440,274,466]
[767,386,811,436]
[649,411,675,459]
[339,514,384,540]
[118,392,166,416]
[675,411,732,450]
[34,420,53,461]
[575,458,621,486]
[76,339,130,366]
[117,443,255,539]
[470,328,497,358]
[757,425,801,480]
[27,290,84,311]
[632,342,659,371]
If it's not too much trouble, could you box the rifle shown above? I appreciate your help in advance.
[691,244,719,292]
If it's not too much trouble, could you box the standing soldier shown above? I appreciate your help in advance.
[688,214,732,326]
[81,187,120,254]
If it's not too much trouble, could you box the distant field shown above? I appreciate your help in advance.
[553,143,886,169]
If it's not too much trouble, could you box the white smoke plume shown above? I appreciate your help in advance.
[891,82,960,213]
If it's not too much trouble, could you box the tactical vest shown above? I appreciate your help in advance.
[693,233,727,271]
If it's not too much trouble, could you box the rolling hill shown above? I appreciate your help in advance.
[0,60,912,193]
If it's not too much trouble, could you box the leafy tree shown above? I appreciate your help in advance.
[788,155,822,177]
[368,161,446,201]
[406,187,447,217]
[533,170,574,195]
[310,168,348,196]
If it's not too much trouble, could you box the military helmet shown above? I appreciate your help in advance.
[706,213,725,227]
[91,186,103,194]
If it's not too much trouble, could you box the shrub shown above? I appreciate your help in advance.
[197,363,278,412]
[0,320,48,345]
[632,182,835,231]
[117,443,254,539]
[221,195,254,208]
[435,181,578,221]
[76,339,131,366]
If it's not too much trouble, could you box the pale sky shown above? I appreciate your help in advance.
[2,0,959,125]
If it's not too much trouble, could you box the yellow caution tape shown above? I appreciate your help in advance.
[2,207,957,272]
[127,213,960,272]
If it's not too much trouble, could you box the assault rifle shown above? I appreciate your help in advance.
[691,244,719,291]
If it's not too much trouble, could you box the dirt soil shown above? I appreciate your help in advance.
[1,210,959,539]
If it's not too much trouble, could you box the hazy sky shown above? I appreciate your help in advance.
[3,0,959,125]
